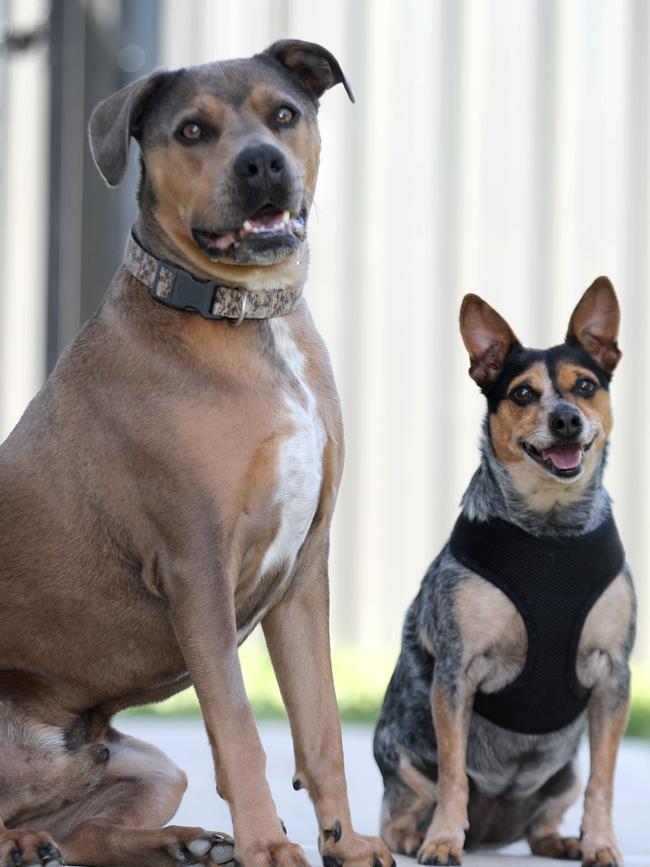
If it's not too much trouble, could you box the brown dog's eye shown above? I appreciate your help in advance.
[510,385,536,406]
[575,377,597,396]
[179,122,204,141]
[274,106,296,125]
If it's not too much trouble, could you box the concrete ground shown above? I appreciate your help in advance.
[115,717,650,867]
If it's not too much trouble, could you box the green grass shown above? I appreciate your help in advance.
[123,643,650,738]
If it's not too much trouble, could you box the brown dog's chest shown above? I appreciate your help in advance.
[230,319,329,639]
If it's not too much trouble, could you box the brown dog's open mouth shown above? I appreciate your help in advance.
[192,205,306,259]
[521,437,595,479]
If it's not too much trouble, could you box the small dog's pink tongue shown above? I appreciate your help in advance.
[542,443,582,469]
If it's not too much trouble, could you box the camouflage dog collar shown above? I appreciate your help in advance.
[123,232,303,325]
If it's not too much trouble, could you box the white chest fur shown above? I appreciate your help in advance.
[258,318,327,580]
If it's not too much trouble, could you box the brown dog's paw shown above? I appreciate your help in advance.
[319,831,395,867]
[233,837,310,867]
[416,838,462,866]
[0,829,64,867]
[167,828,235,865]
[530,833,582,860]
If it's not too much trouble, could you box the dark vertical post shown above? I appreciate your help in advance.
[47,0,159,371]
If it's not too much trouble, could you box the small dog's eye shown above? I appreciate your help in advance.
[274,106,296,125]
[179,122,204,141]
[510,385,535,405]
[575,377,597,396]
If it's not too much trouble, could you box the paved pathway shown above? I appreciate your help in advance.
[117,717,650,866]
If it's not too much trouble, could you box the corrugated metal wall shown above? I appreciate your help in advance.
[159,0,650,660]
[1,0,648,661]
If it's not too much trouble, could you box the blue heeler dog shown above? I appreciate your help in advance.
[374,278,635,867]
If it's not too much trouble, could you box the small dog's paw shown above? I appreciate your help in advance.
[417,838,462,866]
[530,833,582,860]
[0,829,64,867]
[386,831,424,858]
[581,842,623,867]
[379,818,424,857]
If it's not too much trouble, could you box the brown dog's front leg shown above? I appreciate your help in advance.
[417,680,473,866]
[580,685,629,867]
[262,551,394,867]
[164,557,308,867]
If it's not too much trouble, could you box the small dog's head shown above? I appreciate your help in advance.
[460,278,621,494]
[89,40,352,283]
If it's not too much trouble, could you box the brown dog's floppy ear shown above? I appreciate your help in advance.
[89,70,173,188]
[566,277,622,374]
[460,294,519,391]
[264,39,354,103]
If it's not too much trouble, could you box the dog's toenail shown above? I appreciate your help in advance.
[11,852,21,865]
[292,777,302,790]
[188,838,212,857]
[373,858,382,867]
[322,856,342,867]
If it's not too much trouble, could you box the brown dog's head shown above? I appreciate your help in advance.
[459,278,621,496]
[89,40,352,284]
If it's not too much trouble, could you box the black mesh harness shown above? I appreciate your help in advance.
[449,512,625,734]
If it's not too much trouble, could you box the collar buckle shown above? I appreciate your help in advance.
[151,260,222,320]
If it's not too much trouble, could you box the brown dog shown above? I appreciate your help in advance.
[0,41,393,867]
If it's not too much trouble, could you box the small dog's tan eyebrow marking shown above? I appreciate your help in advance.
[555,362,598,394]
[508,362,551,397]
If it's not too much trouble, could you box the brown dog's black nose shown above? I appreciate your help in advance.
[234,144,286,189]
[548,402,583,440]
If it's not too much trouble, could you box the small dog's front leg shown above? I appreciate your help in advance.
[580,680,630,867]
[417,680,473,866]
[262,543,394,867]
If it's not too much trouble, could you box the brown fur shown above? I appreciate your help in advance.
[0,44,391,867]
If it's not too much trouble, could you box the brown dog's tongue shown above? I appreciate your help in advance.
[542,443,582,470]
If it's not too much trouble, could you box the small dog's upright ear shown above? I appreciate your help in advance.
[264,39,354,103]
[566,277,622,374]
[89,70,173,188]
[460,294,519,391]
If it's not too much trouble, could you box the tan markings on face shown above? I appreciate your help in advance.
[555,362,613,442]
[489,362,552,463]
[145,90,317,289]
[246,85,321,194]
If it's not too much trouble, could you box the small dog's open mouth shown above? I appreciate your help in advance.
[521,437,595,479]
[192,204,307,260]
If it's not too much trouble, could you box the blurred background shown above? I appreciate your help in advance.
[1,0,649,733]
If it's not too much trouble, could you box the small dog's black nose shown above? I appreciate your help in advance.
[234,144,286,188]
[548,402,583,440]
